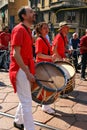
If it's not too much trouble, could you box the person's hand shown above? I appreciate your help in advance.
[51,54,57,62]
[68,49,73,54]
[25,67,35,83]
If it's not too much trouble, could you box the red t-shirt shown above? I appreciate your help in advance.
[9,23,35,93]
[35,37,52,62]
[0,32,11,50]
[80,35,87,54]
[52,33,67,58]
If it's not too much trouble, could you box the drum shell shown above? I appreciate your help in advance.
[55,61,76,94]
[32,62,67,105]
[31,82,60,105]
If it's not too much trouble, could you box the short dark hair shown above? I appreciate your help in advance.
[18,7,26,22]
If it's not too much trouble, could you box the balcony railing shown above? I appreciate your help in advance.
[0,0,8,8]
[50,0,86,7]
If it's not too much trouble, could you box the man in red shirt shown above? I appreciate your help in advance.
[0,26,11,50]
[52,21,70,60]
[80,29,87,80]
[9,7,36,130]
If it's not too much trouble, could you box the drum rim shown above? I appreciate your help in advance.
[35,61,67,92]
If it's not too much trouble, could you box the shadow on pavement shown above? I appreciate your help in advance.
[51,90,87,130]
[54,109,87,130]
[68,90,87,105]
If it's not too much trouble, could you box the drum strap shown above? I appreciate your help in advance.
[60,33,66,47]
[21,23,33,41]
[39,36,51,55]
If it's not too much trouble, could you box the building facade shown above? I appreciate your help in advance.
[29,0,87,38]
[0,0,29,30]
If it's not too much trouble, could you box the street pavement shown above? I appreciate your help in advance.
[0,70,87,130]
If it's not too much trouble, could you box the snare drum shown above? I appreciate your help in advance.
[32,62,67,105]
[55,61,75,94]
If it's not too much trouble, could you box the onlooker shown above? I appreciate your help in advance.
[0,26,11,50]
[0,26,11,70]
[69,32,80,72]
[80,29,87,80]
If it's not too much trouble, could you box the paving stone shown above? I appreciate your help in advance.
[6,107,17,116]
[76,85,87,92]
[68,121,87,130]
[47,116,75,130]
[4,93,19,103]
[0,70,87,130]
[0,87,13,93]
[0,102,18,112]
[73,103,87,113]
[55,98,76,108]
[0,93,7,100]
[54,107,73,117]
[79,80,87,87]
[75,112,87,122]
[0,116,13,129]
[33,110,53,123]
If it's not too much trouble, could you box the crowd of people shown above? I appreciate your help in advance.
[0,6,87,130]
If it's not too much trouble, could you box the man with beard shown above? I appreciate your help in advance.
[52,21,70,60]
[9,7,36,130]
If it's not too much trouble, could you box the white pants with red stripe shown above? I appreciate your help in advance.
[14,68,35,130]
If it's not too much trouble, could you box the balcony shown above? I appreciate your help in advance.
[50,0,86,9]
[0,0,8,9]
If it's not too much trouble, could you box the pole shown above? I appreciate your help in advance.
[0,111,60,130]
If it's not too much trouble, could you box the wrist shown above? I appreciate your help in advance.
[23,66,30,75]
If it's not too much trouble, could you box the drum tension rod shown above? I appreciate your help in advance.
[0,111,60,130]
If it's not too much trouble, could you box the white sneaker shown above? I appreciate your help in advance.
[42,105,55,114]
[60,94,69,98]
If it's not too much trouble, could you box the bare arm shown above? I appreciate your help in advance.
[37,53,52,60]
[13,46,35,82]
[52,42,62,60]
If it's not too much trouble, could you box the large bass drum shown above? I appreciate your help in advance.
[32,62,67,105]
[55,61,75,94]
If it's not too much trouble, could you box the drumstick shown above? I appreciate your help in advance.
[36,78,54,83]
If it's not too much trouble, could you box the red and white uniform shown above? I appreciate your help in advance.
[35,37,52,62]
[9,23,35,93]
[0,32,11,50]
[52,33,68,58]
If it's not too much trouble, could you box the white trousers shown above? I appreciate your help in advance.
[14,69,35,130]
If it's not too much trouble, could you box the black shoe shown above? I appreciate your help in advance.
[14,122,24,130]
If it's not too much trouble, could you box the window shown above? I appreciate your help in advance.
[42,0,45,8]
[67,11,76,22]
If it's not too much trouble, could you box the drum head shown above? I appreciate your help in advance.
[55,61,75,79]
[32,62,67,105]
[35,62,66,91]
